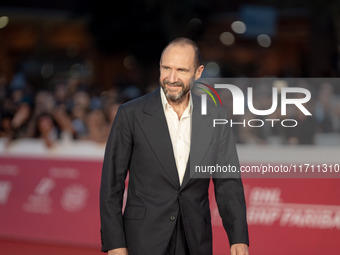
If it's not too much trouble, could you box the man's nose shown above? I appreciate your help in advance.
[168,70,178,83]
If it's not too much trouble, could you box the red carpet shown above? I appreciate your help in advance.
[0,239,101,255]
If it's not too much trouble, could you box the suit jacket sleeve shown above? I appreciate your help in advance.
[212,124,249,246]
[100,106,132,252]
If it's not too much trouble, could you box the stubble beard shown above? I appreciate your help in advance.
[161,79,193,104]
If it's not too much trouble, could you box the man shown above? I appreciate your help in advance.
[100,37,249,255]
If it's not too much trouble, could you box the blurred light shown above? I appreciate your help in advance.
[70,63,83,76]
[187,18,203,32]
[257,34,271,48]
[0,16,9,29]
[123,55,137,70]
[41,63,54,78]
[231,21,246,34]
[273,80,288,92]
[189,18,202,26]
[205,62,220,77]
[219,32,235,46]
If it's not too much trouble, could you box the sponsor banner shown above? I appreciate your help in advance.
[210,178,340,254]
[1,156,339,254]
[0,156,102,247]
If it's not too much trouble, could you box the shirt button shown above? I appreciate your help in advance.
[169,216,176,221]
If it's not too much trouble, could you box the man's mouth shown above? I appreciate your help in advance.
[165,82,182,87]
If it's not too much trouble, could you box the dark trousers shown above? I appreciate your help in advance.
[164,213,191,255]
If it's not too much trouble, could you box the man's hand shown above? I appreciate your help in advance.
[231,243,249,255]
[108,248,128,255]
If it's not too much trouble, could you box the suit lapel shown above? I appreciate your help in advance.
[137,88,214,190]
[137,88,180,189]
[181,94,214,189]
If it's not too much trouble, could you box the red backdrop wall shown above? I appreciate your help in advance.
[0,155,339,254]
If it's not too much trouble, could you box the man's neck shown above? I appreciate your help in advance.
[167,93,190,120]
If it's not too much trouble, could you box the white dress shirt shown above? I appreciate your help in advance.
[160,88,192,185]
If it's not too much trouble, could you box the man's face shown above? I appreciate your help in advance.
[160,44,203,102]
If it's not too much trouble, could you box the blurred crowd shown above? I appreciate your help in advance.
[1,71,340,148]
[0,71,143,147]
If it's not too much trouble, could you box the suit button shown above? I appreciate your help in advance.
[169,216,176,221]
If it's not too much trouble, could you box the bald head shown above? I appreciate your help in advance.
[159,37,204,104]
[160,37,201,69]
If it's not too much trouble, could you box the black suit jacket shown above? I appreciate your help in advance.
[100,87,249,255]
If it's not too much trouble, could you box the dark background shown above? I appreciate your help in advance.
[1,0,340,92]
[1,0,340,146]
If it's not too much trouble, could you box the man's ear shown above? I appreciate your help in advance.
[194,65,204,80]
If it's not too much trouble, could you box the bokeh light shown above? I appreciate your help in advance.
[219,32,235,46]
[257,34,272,48]
[231,21,246,34]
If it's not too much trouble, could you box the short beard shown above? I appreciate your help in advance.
[161,79,192,103]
